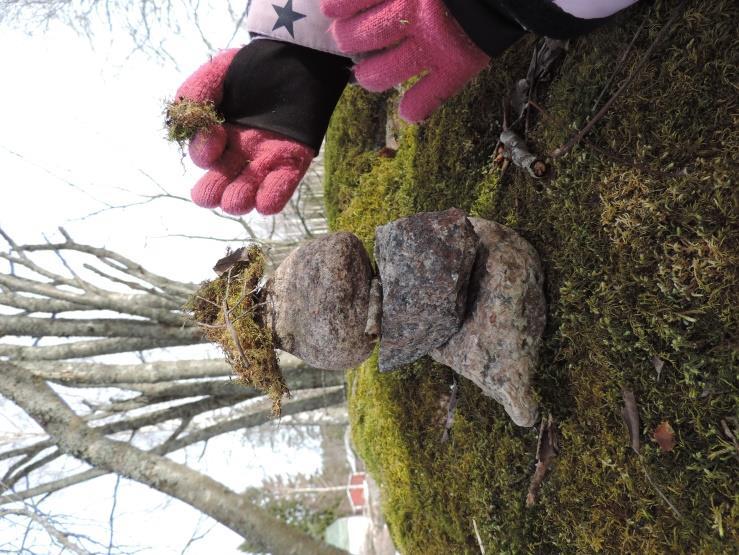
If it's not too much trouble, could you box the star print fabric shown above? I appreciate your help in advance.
[246,0,342,55]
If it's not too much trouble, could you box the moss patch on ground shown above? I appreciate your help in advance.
[326,1,737,553]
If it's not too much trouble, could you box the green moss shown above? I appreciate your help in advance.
[164,98,223,145]
[326,1,737,552]
[187,245,288,414]
[323,86,389,228]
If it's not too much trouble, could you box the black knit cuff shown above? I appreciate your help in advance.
[494,0,612,39]
[441,0,526,58]
[442,0,631,57]
[220,39,352,153]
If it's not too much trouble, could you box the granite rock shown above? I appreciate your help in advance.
[430,218,546,427]
[374,208,479,371]
[265,232,376,370]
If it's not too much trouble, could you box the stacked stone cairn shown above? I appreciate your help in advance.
[264,208,546,427]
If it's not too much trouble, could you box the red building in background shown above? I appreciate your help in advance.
[347,472,367,513]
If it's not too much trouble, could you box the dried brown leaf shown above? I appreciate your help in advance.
[527,414,558,507]
[653,421,676,453]
[213,247,252,276]
[621,388,640,454]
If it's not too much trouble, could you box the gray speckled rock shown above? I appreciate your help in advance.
[430,218,546,427]
[374,208,479,371]
[265,233,376,370]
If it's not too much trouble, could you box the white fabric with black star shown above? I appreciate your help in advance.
[246,0,341,56]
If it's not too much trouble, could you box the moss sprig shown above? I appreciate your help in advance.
[164,98,224,146]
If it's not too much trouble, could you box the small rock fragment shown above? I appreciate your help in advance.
[364,278,382,338]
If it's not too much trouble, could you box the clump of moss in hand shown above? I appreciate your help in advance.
[164,98,224,146]
[186,245,289,415]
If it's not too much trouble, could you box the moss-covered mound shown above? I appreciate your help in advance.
[325,1,737,552]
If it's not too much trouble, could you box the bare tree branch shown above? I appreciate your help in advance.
[0,160,339,551]
[0,337,201,361]
[0,314,199,340]
[0,387,345,506]
[0,293,87,315]
[20,359,232,385]
[1,449,62,495]
[0,507,91,555]
[0,363,346,554]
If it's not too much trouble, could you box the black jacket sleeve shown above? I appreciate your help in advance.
[219,39,352,153]
[442,0,633,57]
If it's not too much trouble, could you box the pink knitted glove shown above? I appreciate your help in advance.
[175,50,314,215]
[322,0,490,122]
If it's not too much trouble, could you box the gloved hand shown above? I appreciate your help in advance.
[322,0,490,122]
[173,48,314,216]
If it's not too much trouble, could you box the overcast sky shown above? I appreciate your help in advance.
[0,6,331,553]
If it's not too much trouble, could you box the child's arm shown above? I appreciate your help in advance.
[322,0,641,122]
[171,2,351,216]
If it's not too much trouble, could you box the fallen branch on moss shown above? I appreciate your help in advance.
[472,518,485,554]
[621,388,641,454]
[551,1,687,159]
[621,388,683,519]
[495,92,547,178]
[510,37,568,136]
[720,419,739,463]
[440,377,459,444]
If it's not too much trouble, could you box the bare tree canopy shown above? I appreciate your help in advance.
[0,229,347,554]
[0,0,251,61]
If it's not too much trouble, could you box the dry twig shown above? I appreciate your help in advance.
[441,378,459,444]
[621,388,641,454]
[472,518,485,554]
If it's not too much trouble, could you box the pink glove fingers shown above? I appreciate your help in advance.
[248,138,314,215]
[188,125,228,169]
[220,167,262,215]
[176,51,317,216]
[398,71,464,122]
[249,140,312,173]
[200,127,314,215]
[255,162,311,215]
[321,0,386,19]
[191,171,235,209]
[176,48,240,103]
[191,141,250,208]
[331,0,407,53]
[324,0,490,121]
[353,39,426,92]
